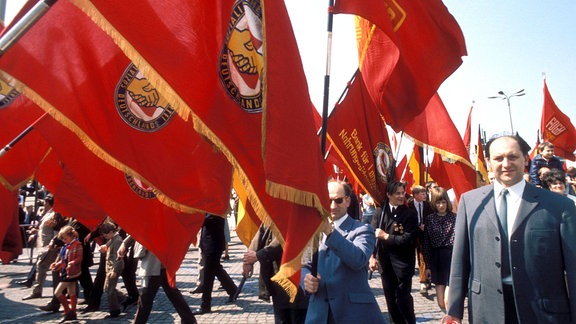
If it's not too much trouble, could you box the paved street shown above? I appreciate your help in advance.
[0,219,467,323]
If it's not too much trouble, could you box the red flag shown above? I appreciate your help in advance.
[541,80,576,160]
[58,0,328,294]
[428,153,450,189]
[0,2,234,285]
[33,112,204,287]
[0,2,233,218]
[327,72,394,204]
[0,186,21,264]
[333,0,467,131]
[529,130,541,161]
[463,106,473,155]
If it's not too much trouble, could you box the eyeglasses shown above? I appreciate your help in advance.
[329,197,347,204]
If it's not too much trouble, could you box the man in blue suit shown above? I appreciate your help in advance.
[302,180,385,323]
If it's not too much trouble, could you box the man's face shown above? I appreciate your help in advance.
[328,182,350,221]
[413,191,427,202]
[387,186,406,206]
[541,146,554,160]
[488,137,528,187]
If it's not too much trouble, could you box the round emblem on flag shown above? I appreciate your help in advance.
[374,143,393,184]
[219,0,263,113]
[0,78,20,109]
[125,174,156,199]
[115,63,176,132]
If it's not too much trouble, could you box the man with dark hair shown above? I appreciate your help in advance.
[444,133,576,323]
[370,181,419,324]
[409,185,434,296]
[529,141,564,186]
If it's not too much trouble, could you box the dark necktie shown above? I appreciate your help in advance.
[499,189,509,237]
[417,203,422,225]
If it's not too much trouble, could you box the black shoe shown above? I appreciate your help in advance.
[16,280,33,288]
[226,295,236,303]
[121,295,138,311]
[38,303,60,313]
[22,293,42,300]
[80,306,99,313]
[104,310,121,319]
[222,255,230,261]
[258,295,271,303]
[59,311,76,323]
[190,286,204,294]
[192,308,211,315]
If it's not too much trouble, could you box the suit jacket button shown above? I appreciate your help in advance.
[495,237,500,241]
[495,262,501,268]
[497,289,503,294]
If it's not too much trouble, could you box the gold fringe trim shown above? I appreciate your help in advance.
[266,180,330,219]
[69,0,190,122]
[408,135,475,169]
[0,71,206,215]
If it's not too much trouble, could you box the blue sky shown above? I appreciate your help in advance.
[6,1,575,155]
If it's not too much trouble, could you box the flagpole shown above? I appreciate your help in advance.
[0,112,48,158]
[314,0,335,278]
[319,0,335,156]
[0,0,57,57]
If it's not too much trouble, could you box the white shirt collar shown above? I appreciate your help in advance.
[333,214,349,229]
[493,179,525,199]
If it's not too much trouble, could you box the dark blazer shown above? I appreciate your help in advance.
[199,214,225,256]
[408,200,434,226]
[372,204,419,275]
[447,183,576,323]
[302,216,385,323]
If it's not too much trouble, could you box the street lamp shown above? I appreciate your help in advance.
[488,89,525,133]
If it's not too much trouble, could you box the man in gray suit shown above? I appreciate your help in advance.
[302,180,385,323]
[444,133,576,323]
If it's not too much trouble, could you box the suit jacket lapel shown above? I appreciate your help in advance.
[481,184,501,231]
[512,183,539,235]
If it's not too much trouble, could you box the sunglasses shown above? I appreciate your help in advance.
[330,197,347,204]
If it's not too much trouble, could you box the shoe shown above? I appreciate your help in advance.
[79,299,89,305]
[122,296,138,311]
[190,286,204,294]
[16,280,32,288]
[38,303,60,312]
[60,311,76,323]
[80,306,99,313]
[419,284,428,296]
[226,295,236,303]
[258,295,271,303]
[104,310,121,319]
[191,308,211,315]
[222,255,230,261]
[22,293,42,300]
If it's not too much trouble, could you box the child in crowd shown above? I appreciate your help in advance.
[100,222,125,318]
[50,225,83,323]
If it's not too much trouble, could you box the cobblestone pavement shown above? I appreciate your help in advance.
[0,219,468,323]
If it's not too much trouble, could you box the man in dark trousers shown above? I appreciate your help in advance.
[444,133,576,323]
[193,213,237,315]
[371,181,418,324]
[408,185,434,296]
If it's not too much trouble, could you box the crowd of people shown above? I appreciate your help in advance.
[11,134,576,323]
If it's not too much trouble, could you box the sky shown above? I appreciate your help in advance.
[284,0,576,152]
[4,1,576,155]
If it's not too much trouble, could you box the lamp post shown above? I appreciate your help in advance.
[488,89,525,133]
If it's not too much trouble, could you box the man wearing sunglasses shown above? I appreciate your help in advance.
[302,180,385,323]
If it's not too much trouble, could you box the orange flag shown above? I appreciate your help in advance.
[333,0,467,131]
[327,71,394,204]
[476,126,489,184]
[541,80,576,160]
